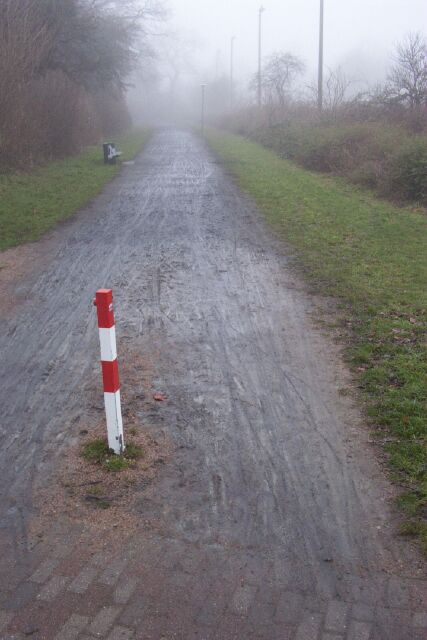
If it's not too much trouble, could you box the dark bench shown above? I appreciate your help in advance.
[103,142,122,165]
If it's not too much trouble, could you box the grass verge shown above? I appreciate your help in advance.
[225,117,427,206]
[0,130,149,251]
[207,130,427,552]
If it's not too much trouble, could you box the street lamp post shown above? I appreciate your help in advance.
[215,49,221,79]
[258,6,265,108]
[318,0,324,111]
[230,36,236,110]
[201,84,206,135]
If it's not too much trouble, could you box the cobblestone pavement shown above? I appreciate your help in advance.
[1,525,426,639]
[0,130,425,639]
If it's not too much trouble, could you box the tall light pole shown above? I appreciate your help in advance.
[318,0,324,111]
[215,49,221,79]
[258,6,265,108]
[230,36,236,110]
[201,84,206,135]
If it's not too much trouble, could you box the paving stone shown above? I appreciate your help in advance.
[4,582,38,610]
[107,625,135,640]
[68,566,98,594]
[0,610,14,632]
[324,600,348,632]
[30,559,59,584]
[348,620,371,640]
[295,612,323,640]
[173,554,203,579]
[230,584,257,615]
[304,594,327,613]
[413,611,427,628]
[351,603,374,622]
[275,591,305,625]
[250,623,293,640]
[98,559,128,587]
[119,600,145,628]
[136,614,190,640]
[54,614,89,640]
[342,575,384,606]
[247,598,277,627]
[88,606,121,636]
[195,599,227,627]
[374,605,412,633]
[114,578,138,605]
[38,575,69,601]
[89,551,110,568]
[257,584,280,607]
[52,544,73,560]
[269,626,295,640]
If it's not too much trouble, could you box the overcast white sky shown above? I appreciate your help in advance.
[167,0,427,86]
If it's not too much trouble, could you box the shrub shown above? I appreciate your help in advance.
[227,116,427,206]
[382,139,427,204]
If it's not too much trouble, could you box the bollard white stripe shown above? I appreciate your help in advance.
[104,390,124,454]
[99,326,117,362]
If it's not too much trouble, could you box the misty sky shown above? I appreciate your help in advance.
[168,0,427,87]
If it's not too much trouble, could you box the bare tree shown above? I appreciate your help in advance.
[0,0,54,109]
[386,32,427,108]
[324,66,352,115]
[251,51,305,107]
[158,33,198,101]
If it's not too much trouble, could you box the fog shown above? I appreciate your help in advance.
[129,0,427,125]
[171,0,425,79]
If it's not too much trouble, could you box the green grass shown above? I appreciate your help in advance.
[208,130,427,551]
[82,438,144,472]
[0,130,149,251]
[82,439,111,464]
[226,117,427,205]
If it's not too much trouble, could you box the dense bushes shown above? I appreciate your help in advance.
[226,113,427,206]
[384,138,427,203]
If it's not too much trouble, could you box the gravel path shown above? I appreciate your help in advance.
[0,130,425,639]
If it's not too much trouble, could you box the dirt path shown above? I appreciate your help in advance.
[0,130,425,639]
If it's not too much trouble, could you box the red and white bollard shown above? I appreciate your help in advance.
[93,288,125,454]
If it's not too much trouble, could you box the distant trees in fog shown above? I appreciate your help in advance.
[252,52,306,107]
[384,33,427,108]
[241,32,426,131]
[0,0,165,170]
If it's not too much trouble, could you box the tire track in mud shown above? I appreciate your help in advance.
[0,129,425,638]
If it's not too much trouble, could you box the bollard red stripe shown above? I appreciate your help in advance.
[95,289,115,329]
[101,359,120,393]
[95,287,124,454]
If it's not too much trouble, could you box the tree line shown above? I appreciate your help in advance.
[249,32,427,129]
[220,33,427,206]
[0,0,164,170]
